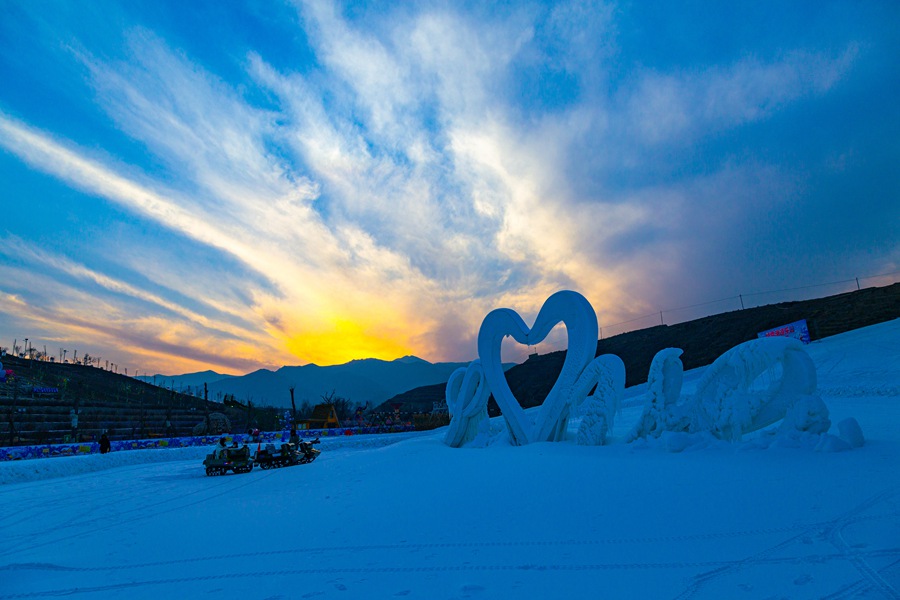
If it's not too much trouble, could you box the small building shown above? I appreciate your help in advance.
[299,403,341,430]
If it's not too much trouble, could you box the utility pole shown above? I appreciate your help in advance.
[290,385,297,426]
[70,398,80,443]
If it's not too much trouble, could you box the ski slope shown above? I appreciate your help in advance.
[1,320,898,599]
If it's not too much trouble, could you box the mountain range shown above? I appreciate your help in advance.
[137,356,478,409]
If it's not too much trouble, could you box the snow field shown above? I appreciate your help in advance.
[0,320,898,599]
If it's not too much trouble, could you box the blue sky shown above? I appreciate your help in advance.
[1,0,897,375]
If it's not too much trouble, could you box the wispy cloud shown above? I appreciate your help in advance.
[0,0,891,374]
[622,45,859,145]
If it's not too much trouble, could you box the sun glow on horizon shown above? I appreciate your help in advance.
[282,316,417,367]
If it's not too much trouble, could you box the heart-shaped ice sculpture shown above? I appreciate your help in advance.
[477,290,600,445]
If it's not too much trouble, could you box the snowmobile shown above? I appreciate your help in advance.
[254,438,321,469]
[298,438,321,463]
[203,445,254,476]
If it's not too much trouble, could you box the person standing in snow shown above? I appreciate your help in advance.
[99,433,111,454]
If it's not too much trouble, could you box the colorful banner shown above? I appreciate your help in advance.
[0,425,416,461]
[757,319,811,344]
[32,386,59,394]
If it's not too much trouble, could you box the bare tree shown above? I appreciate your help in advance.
[245,397,255,431]
[320,389,355,422]
[299,399,313,420]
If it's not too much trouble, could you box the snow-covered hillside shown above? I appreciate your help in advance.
[1,320,898,599]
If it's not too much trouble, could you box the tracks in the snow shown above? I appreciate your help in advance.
[672,488,899,600]
[0,466,278,559]
[2,549,900,599]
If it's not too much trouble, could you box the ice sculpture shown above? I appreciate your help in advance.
[575,354,625,446]
[630,337,829,442]
[443,360,491,448]
[691,337,822,440]
[476,290,623,445]
[445,290,856,451]
[627,348,688,441]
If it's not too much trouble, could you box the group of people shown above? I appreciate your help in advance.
[213,437,245,458]
[210,428,309,459]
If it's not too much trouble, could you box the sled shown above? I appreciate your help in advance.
[202,445,254,476]
[254,438,321,470]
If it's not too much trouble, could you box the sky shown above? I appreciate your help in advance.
[0,0,898,376]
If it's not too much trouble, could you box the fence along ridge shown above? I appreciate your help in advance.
[599,269,900,337]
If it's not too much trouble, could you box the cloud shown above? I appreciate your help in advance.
[0,236,278,373]
[2,25,493,368]
[0,236,263,340]
[622,45,859,145]
[1,1,894,375]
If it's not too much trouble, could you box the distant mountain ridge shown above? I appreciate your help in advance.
[136,370,235,390]
[139,356,475,409]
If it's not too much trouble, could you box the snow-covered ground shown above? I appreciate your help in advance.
[1,320,898,599]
